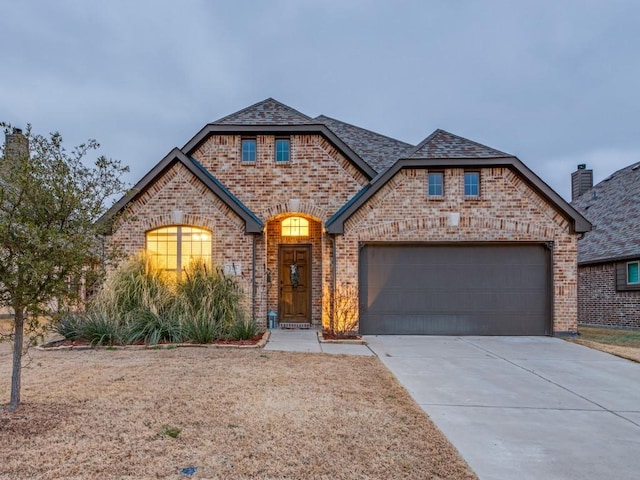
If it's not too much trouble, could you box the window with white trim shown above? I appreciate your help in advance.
[146,226,212,276]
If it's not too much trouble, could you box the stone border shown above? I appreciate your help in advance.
[317,330,366,345]
[36,330,271,351]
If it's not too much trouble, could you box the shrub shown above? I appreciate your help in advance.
[229,318,258,341]
[77,309,123,346]
[180,311,224,344]
[94,252,174,321]
[323,282,360,338]
[68,254,245,345]
[54,312,83,340]
[125,309,182,345]
[177,259,241,340]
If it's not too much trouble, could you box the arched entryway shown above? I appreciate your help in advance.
[265,213,325,326]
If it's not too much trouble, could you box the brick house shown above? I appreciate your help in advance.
[571,163,640,329]
[102,98,590,335]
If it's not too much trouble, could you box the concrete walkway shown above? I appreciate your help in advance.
[365,335,640,480]
[264,328,374,356]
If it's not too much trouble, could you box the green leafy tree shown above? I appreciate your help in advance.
[0,124,128,412]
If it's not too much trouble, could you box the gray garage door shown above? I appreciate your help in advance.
[359,243,551,335]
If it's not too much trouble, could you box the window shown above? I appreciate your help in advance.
[464,171,480,197]
[628,262,639,284]
[275,138,290,162]
[146,226,212,277]
[241,138,256,162]
[281,217,309,237]
[428,172,444,197]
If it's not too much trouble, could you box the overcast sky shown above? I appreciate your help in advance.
[2,0,639,201]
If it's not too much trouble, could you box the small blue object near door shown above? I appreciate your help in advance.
[268,310,278,329]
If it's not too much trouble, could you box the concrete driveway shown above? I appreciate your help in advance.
[365,336,640,480]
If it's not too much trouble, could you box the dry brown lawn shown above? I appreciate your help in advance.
[570,326,640,363]
[0,341,475,479]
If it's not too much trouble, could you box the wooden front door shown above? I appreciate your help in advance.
[279,245,311,323]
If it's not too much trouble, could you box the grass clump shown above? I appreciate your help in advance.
[229,318,258,341]
[55,253,248,346]
[161,425,182,438]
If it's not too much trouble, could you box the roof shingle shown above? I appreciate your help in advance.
[572,162,640,264]
[214,98,311,125]
[409,129,510,159]
[313,115,414,172]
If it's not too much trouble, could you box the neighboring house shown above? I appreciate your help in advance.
[101,98,590,335]
[571,163,640,329]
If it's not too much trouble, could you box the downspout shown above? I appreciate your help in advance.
[252,234,257,324]
[330,234,336,328]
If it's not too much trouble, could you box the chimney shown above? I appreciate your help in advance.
[4,127,29,159]
[571,163,593,201]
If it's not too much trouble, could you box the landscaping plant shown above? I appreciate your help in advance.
[57,254,246,346]
[323,282,360,338]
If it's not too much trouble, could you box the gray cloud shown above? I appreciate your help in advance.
[2,0,639,199]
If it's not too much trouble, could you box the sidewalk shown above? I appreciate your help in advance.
[264,328,374,356]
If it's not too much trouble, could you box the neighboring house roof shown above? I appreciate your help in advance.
[98,148,263,234]
[313,115,415,172]
[571,162,640,264]
[409,129,510,158]
[326,131,591,235]
[213,98,311,125]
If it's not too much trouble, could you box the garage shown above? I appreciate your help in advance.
[359,243,552,335]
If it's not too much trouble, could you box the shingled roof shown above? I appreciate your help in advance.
[314,115,415,172]
[572,162,640,264]
[409,129,510,159]
[214,98,311,125]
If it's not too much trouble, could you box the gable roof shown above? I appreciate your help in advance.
[314,115,415,172]
[326,142,591,235]
[98,148,263,234]
[213,98,311,125]
[409,129,511,159]
[571,162,640,264]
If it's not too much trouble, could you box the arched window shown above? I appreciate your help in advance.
[146,226,212,274]
[281,216,309,237]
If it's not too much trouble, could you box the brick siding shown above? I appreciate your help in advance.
[337,168,579,334]
[578,263,640,329]
[107,134,581,333]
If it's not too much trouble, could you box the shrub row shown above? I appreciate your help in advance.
[56,253,257,345]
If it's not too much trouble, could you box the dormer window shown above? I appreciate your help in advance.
[281,216,308,237]
[275,138,290,162]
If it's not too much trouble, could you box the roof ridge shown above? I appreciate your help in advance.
[409,129,511,159]
[213,98,311,124]
[406,129,441,157]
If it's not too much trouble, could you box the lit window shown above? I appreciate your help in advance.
[241,138,256,162]
[146,226,212,276]
[428,172,444,197]
[464,172,480,197]
[628,262,639,284]
[281,217,309,237]
[275,138,290,162]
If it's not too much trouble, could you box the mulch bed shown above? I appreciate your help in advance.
[41,331,266,349]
